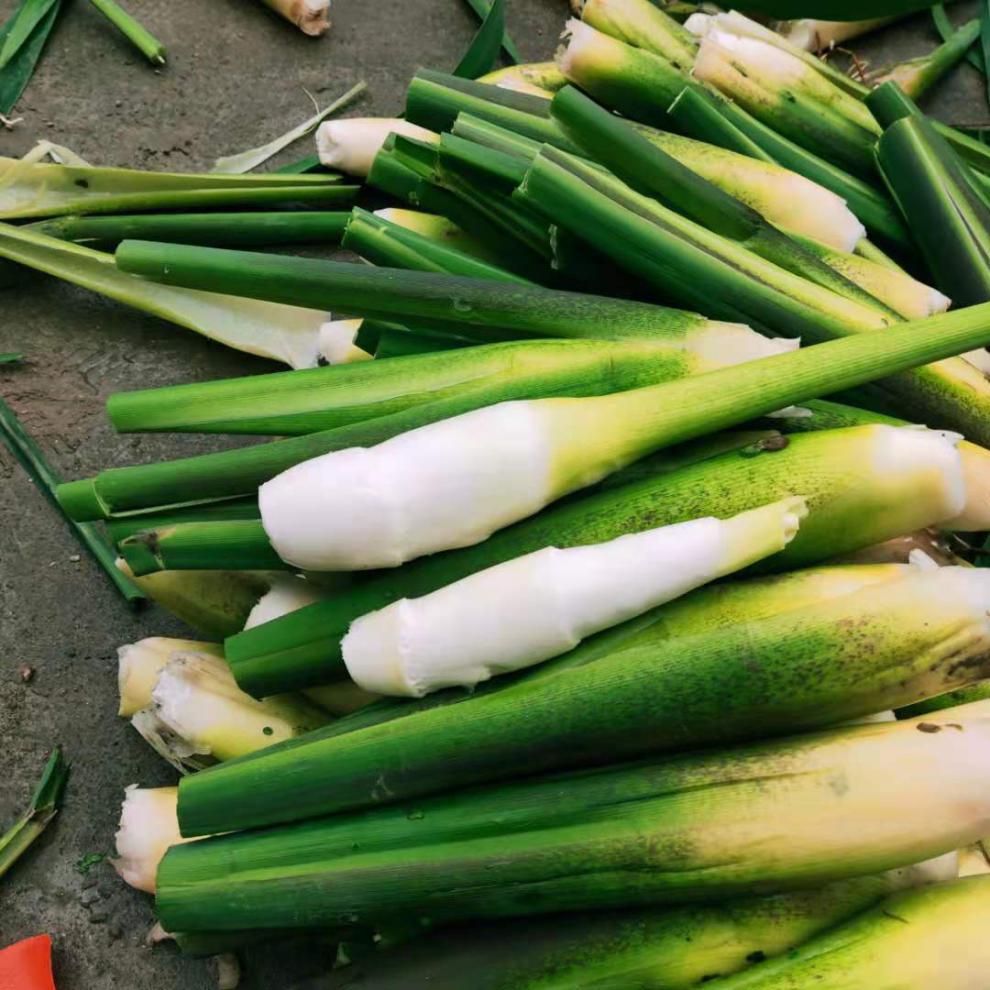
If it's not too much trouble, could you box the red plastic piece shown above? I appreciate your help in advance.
[0,935,56,990]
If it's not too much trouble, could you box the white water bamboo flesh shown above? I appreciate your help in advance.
[113,787,194,894]
[316,118,437,176]
[343,498,806,696]
[118,638,223,717]
[259,407,968,572]
[775,16,903,52]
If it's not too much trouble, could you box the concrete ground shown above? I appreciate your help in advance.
[0,2,986,987]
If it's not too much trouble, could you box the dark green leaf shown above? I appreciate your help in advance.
[0,352,23,363]
[454,0,506,80]
[462,0,520,64]
[933,4,984,73]
[0,394,146,604]
[0,0,61,115]
[0,0,59,69]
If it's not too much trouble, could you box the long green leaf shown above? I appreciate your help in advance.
[933,4,984,73]
[0,0,58,69]
[0,749,68,879]
[462,0,520,63]
[982,0,990,109]
[454,0,506,79]
[0,0,60,115]
[0,396,144,604]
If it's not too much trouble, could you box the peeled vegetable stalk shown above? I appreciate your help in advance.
[182,564,990,833]
[160,718,990,929]
[228,423,983,695]
[342,498,805,696]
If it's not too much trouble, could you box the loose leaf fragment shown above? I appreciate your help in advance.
[0,0,59,69]
[0,392,146,604]
[0,0,61,115]
[463,0,521,63]
[933,4,984,74]
[86,0,166,66]
[211,81,366,174]
[454,0,506,79]
[0,749,69,879]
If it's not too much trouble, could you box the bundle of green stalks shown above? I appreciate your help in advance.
[170,562,990,833]
[291,859,959,989]
[146,716,990,931]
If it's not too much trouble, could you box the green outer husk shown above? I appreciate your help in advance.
[86,0,166,65]
[897,681,990,719]
[404,70,577,151]
[226,425,965,696]
[581,0,697,68]
[872,19,980,101]
[371,326,469,358]
[517,146,990,444]
[32,211,350,248]
[667,86,912,253]
[283,878,921,990]
[342,207,529,283]
[119,520,284,576]
[367,138,555,281]
[463,0,521,63]
[105,497,260,543]
[113,248,714,344]
[0,748,68,878]
[166,720,980,920]
[0,158,353,219]
[875,113,990,308]
[701,876,990,989]
[107,338,680,436]
[0,394,144,604]
[454,0,505,79]
[549,86,892,315]
[118,563,275,640]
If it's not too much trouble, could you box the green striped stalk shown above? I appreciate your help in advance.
[549,86,894,314]
[871,19,980,100]
[180,567,990,833]
[110,250,758,349]
[0,223,336,369]
[288,867,955,990]
[341,207,530,282]
[0,156,353,219]
[368,134,556,281]
[515,146,990,442]
[119,521,287,576]
[403,70,576,151]
[702,876,990,989]
[0,749,68,879]
[666,86,912,253]
[557,19,687,128]
[107,335,770,435]
[341,498,806,697]
[872,109,990,308]
[30,211,350,248]
[115,561,277,640]
[105,497,261,544]
[225,421,974,694]
[163,719,990,926]
[629,124,867,252]
[315,117,437,176]
[577,0,698,69]
[790,235,949,319]
[478,61,567,95]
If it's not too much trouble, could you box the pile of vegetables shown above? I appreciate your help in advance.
[10,0,990,986]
